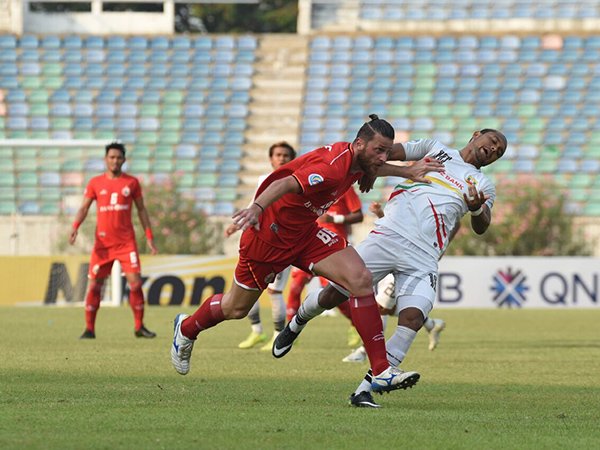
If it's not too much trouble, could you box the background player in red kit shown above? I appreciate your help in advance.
[171,115,443,397]
[69,141,158,339]
[285,186,364,323]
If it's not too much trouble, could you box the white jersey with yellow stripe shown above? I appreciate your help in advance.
[376,138,496,260]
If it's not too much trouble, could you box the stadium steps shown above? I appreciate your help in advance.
[238,34,308,206]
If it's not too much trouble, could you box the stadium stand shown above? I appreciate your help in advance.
[0,34,256,215]
[0,6,599,219]
[299,33,600,215]
[358,0,600,21]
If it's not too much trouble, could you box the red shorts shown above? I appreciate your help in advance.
[88,242,141,279]
[235,226,347,290]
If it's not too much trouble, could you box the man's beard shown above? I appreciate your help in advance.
[356,152,379,177]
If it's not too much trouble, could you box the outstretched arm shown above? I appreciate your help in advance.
[69,197,94,245]
[134,196,158,254]
[388,142,407,161]
[232,176,302,232]
[359,158,444,192]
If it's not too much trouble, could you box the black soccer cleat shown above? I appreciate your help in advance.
[79,329,96,339]
[135,325,157,338]
[272,323,300,358]
[349,391,381,408]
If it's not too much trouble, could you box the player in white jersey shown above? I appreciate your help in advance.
[225,141,296,351]
[341,201,449,363]
[277,129,507,408]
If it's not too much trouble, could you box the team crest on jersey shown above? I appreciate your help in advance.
[99,189,107,195]
[465,175,478,186]
[121,186,131,197]
[308,173,324,186]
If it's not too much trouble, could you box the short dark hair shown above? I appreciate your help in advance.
[479,129,508,155]
[356,114,395,143]
[268,141,296,160]
[105,141,126,156]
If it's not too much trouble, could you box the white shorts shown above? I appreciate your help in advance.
[334,227,438,316]
[267,266,291,292]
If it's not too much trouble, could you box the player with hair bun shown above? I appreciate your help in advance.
[170,115,443,399]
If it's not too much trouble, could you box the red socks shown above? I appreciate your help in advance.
[181,294,225,339]
[349,293,388,375]
[336,299,353,322]
[84,281,103,332]
[128,281,145,331]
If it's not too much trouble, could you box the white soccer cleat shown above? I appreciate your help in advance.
[171,313,195,375]
[371,366,420,394]
[342,346,367,363]
[428,319,446,351]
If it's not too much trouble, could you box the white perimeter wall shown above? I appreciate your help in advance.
[438,257,600,309]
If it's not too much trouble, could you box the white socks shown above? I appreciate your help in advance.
[269,292,286,332]
[355,376,373,396]
[289,289,325,333]
[423,317,435,332]
[386,326,417,367]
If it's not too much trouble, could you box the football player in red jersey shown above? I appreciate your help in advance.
[285,186,364,322]
[69,141,158,339]
[171,115,443,397]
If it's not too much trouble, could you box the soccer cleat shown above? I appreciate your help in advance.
[135,325,157,338]
[238,331,268,349]
[427,319,446,351]
[371,366,420,394]
[259,333,278,352]
[342,346,367,363]
[349,391,381,408]
[171,314,195,375]
[272,323,300,358]
[79,329,95,339]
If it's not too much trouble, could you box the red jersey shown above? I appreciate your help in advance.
[252,142,363,248]
[84,173,142,248]
[321,186,362,239]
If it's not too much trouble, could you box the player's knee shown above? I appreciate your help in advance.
[228,306,251,320]
[89,280,103,295]
[344,267,373,294]
[398,307,425,331]
[128,280,143,293]
[318,284,347,308]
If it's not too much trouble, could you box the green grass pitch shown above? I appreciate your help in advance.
[1,306,599,449]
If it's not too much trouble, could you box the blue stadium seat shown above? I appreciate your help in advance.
[87,49,106,63]
[213,202,235,216]
[106,50,125,63]
[18,35,38,49]
[127,36,147,50]
[151,36,170,50]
